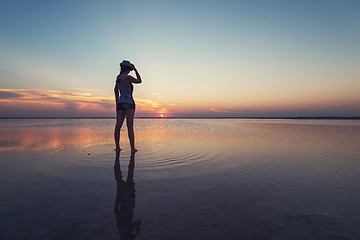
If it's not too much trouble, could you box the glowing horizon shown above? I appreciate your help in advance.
[0,88,359,118]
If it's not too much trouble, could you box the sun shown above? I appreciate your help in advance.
[160,114,164,118]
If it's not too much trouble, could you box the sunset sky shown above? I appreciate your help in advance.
[1,0,359,117]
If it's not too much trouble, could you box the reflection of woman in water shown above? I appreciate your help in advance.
[114,151,141,239]
[114,60,142,153]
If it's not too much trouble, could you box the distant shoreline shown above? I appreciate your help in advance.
[0,117,359,120]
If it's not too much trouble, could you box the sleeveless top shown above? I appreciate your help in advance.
[116,74,135,104]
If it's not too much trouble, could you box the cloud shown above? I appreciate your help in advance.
[0,91,23,99]
[0,88,170,117]
[210,108,259,114]
[136,98,164,112]
[0,89,113,117]
[64,101,79,111]
[210,108,236,113]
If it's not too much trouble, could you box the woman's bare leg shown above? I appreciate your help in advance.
[125,109,137,153]
[114,110,125,151]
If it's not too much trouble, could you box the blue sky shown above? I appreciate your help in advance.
[1,0,359,117]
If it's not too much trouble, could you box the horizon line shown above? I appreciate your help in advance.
[0,116,359,120]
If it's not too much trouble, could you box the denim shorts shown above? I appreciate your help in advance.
[116,103,135,110]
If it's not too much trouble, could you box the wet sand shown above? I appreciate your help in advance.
[1,119,360,239]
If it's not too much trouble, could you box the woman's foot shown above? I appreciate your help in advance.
[114,147,121,152]
[131,148,138,154]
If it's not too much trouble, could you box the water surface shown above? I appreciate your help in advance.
[0,119,359,239]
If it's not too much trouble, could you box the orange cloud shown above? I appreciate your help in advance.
[0,89,169,117]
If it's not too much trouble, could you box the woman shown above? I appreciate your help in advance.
[114,60,142,153]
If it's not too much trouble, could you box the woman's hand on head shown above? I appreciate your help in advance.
[129,63,141,83]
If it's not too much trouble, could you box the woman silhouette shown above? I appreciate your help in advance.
[114,60,142,153]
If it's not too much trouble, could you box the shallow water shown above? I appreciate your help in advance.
[0,119,360,239]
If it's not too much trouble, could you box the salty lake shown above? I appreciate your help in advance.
[0,118,360,239]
